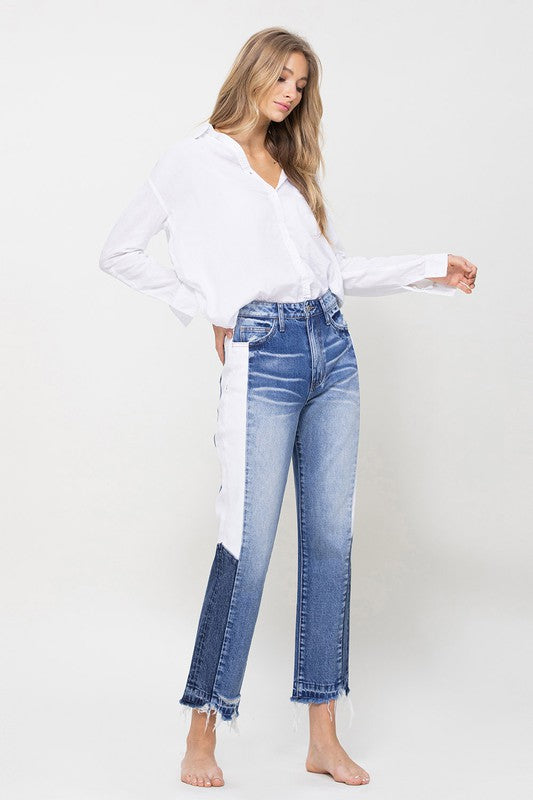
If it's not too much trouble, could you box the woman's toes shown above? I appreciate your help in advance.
[197,777,205,786]
[211,775,224,786]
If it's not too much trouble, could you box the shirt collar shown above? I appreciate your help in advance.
[193,121,288,189]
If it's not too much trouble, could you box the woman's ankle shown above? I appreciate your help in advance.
[187,709,217,742]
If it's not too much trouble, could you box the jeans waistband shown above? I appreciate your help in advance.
[237,288,340,320]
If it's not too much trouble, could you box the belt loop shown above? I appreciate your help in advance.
[318,294,332,325]
[277,302,285,331]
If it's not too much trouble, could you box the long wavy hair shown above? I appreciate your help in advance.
[198,27,331,243]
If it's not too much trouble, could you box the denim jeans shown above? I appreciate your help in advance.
[179,288,360,732]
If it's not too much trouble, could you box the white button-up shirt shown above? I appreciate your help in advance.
[99,121,456,328]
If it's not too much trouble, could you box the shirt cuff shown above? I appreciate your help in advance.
[424,253,449,279]
[404,253,456,295]
[168,281,198,326]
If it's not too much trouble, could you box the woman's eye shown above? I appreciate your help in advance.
[278,77,304,93]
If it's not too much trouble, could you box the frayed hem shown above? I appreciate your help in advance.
[179,699,240,734]
[290,686,355,732]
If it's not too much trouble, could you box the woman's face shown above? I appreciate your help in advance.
[259,51,309,121]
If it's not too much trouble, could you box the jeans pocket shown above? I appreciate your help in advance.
[234,316,277,347]
[329,306,349,333]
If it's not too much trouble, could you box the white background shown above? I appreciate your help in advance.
[2,1,532,797]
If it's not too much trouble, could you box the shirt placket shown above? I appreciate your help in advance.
[213,127,316,300]
[268,190,313,299]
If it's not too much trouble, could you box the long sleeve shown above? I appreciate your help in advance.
[325,209,457,297]
[98,177,198,326]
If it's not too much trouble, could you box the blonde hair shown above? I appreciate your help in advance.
[199,27,331,242]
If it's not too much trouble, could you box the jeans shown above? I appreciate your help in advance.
[179,288,361,732]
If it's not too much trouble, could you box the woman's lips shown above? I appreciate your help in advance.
[275,101,290,111]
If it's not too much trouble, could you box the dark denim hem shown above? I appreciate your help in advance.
[179,687,240,722]
[290,680,350,704]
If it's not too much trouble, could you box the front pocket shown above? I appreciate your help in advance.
[329,307,349,332]
[233,317,276,346]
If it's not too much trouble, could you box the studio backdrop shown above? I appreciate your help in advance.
[2,1,531,798]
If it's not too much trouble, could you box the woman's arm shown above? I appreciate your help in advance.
[325,209,457,297]
[98,175,197,326]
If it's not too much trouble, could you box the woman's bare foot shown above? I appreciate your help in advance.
[180,709,225,787]
[306,700,370,786]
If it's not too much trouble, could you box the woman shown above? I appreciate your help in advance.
[99,26,477,789]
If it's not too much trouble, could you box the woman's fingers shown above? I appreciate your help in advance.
[465,259,478,280]
[462,259,477,293]
[213,325,224,364]
[213,326,233,365]
[448,254,478,293]
[458,266,476,293]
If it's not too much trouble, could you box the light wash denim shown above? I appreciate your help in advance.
[179,288,360,731]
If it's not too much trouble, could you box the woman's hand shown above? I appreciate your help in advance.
[429,254,478,293]
[213,325,234,365]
